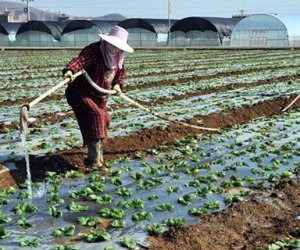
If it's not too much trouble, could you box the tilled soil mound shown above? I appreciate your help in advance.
[148,179,300,250]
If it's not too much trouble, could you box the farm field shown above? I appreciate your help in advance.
[1,49,300,249]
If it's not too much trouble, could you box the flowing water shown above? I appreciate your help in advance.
[20,132,33,197]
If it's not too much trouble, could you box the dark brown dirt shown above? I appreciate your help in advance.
[5,95,299,186]
[148,179,300,250]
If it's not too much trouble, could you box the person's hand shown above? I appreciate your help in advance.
[64,70,75,82]
[113,84,122,95]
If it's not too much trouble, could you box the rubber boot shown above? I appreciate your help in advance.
[86,139,108,173]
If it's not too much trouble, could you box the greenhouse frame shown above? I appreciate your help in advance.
[230,14,289,47]
[170,17,241,47]
[15,21,64,47]
[0,15,299,48]
[61,20,119,47]
[118,18,177,47]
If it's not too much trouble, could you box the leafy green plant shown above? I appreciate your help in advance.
[130,172,145,180]
[19,237,40,247]
[163,217,187,228]
[0,226,10,239]
[48,206,63,218]
[116,187,132,197]
[203,200,220,209]
[147,223,166,235]
[18,218,34,229]
[67,202,89,212]
[110,177,122,186]
[13,203,38,216]
[120,236,137,249]
[132,211,153,222]
[178,193,197,205]
[64,170,83,179]
[111,219,126,228]
[0,211,11,224]
[70,187,94,199]
[84,229,111,242]
[167,186,182,193]
[77,216,102,227]
[155,203,174,212]
[89,194,113,205]
[148,194,158,201]
[52,225,75,237]
[188,208,208,216]
[99,208,124,219]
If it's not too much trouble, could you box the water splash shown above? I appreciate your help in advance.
[20,132,33,198]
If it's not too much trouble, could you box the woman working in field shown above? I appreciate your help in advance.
[62,25,134,173]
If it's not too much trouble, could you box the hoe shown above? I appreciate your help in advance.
[20,70,220,134]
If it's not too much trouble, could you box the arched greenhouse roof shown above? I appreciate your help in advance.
[0,23,8,35]
[0,22,21,34]
[118,18,178,34]
[16,21,63,40]
[118,18,156,33]
[61,20,119,35]
[171,17,241,38]
[232,14,287,31]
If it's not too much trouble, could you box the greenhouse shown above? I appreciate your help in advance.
[170,17,241,47]
[61,20,119,47]
[118,18,176,47]
[15,21,64,47]
[0,23,9,46]
[230,14,289,47]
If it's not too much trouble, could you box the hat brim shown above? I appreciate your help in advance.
[99,34,134,53]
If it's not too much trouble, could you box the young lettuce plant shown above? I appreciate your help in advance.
[77,216,102,227]
[120,236,137,250]
[84,229,111,242]
[52,225,75,237]
[48,206,63,218]
[163,217,187,228]
[0,226,10,239]
[0,210,11,224]
[18,218,34,229]
[13,203,38,216]
[155,203,174,212]
[99,208,124,220]
[19,237,40,247]
[67,202,89,212]
[132,211,153,222]
[147,223,166,235]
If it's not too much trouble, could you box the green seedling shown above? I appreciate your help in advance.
[52,225,75,237]
[132,211,153,222]
[84,229,111,242]
[67,202,89,212]
[77,216,102,227]
[48,206,63,218]
[120,236,137,249]
[147,223,166,235]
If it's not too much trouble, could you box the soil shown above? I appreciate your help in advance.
[5,95,300,186]
[148,179,300,250]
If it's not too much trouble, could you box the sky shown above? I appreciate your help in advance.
[28,0,300,19]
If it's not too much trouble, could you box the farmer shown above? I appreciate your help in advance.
[63,25,134,172]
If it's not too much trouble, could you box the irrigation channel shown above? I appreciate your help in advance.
[1,108,300,249]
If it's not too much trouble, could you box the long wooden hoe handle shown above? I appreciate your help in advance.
[282,94,300,112]
[82,70,220,132]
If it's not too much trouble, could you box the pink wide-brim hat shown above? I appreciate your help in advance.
[99,25,134,53]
